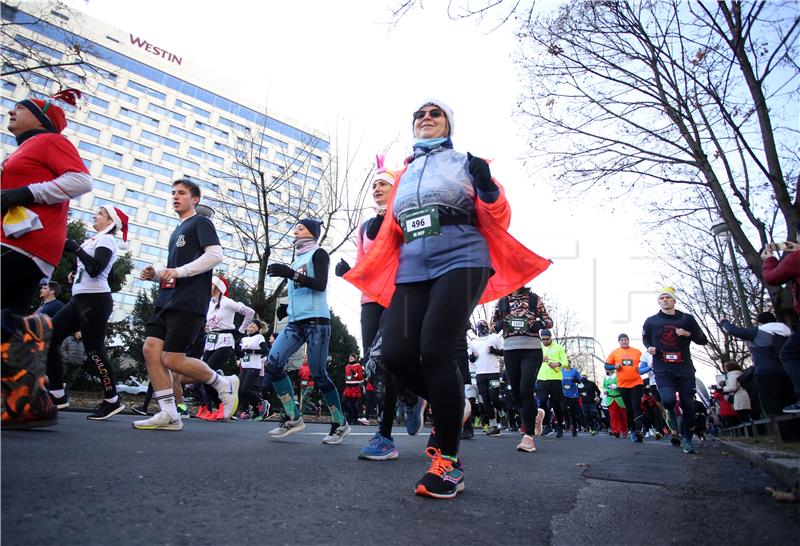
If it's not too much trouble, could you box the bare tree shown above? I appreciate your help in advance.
[517,0,799,320]
[2,1,110,88]
[198,116,371,318]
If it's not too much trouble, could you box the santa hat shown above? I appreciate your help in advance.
[658,287,677,301]
[373,154,397,186]
[413,98,455,137]
[103,206,129,251]
[18,88,82,134]
[212,275,229,297]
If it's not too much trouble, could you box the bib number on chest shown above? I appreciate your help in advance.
[207,332,219,344]
[622,359,633,366]
[662,351,683,364]
[243,354,252,363]
[507,317,528,334]
[399,206,441,243]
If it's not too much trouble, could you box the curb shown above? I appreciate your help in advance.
[715,437,800,490]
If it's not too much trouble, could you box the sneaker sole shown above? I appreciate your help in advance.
[269,421,306,438]
[131,422,183,431]
[415,482,464,499]
[358,450,399,461]
[87,403,126,421]
[55,402,69,410]
[516,445,536,452]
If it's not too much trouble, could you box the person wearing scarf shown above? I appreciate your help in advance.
[344,99,551,499]
[266,218,350,444]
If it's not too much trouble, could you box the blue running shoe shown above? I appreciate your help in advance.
[681,437,697,454]
[406,397,427,436]
[358,432,399,461]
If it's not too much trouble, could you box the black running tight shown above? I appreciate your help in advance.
[504,348,542,435]
[47,292,116,399]
[381,267,490,457]
[238,368,263,412]
[362,302,416,438]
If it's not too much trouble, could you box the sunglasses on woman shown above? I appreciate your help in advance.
[413,108,445,120]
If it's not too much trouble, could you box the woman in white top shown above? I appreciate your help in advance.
[196,275,254,419]
[236,318,270,420]
[46,206,129,421]
[723,362,752,423]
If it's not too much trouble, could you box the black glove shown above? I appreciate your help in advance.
[466,152,495,192]
[529,319,547,333]
[335,259,351,277]
[276,303,288,320]
[468,353,477,363]
[64,239,81,253]
[1,187,35,215]
[365,214,384,240]
[267,263,294,279]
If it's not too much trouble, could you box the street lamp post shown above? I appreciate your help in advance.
[711,219,753,327]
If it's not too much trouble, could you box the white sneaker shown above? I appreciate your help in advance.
[215,375,240,420]
[269,415,306,438]
[322,422,351,444]
[132,410,183,431]
[357,417,369,426]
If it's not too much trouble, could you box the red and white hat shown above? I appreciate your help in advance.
[103,206,129,250]
[212,275,229,297]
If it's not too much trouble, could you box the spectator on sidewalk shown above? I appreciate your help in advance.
[35,280,64,318]
[720,312,794,417]
[711,385,737,427]
[60,330,85,389]
[723,362,752,423]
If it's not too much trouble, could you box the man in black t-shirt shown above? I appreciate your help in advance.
[133,179,239,431]
[642,287,707,454]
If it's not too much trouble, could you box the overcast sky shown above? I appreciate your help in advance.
[61,0,707,380]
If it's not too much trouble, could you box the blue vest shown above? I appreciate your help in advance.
[287,249,330,321]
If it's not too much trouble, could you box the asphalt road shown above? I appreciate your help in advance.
[2,412,799,546]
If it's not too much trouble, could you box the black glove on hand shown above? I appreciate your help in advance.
[335,259,351,277]
[276,303,288,321]
[1,187,35,215]
[365,214,384,240]
[64,239,81,253]
[267,263,294,279]
[466,152,495,192]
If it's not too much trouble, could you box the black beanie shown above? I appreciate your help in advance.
[756,312,776,324]
[298,218,322,241]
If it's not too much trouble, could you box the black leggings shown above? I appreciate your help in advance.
[563,397,581,431]
[344,396,360,424]
[537,379,564,427]
[619,384,645,433]
[504,349,542,435]
[362,302,416,438]
[47,292,116,399]
[476,373,503,421]
[238,368,263,412]
[382,267,489,457]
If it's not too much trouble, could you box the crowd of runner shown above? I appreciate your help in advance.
[3,93,799,501]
